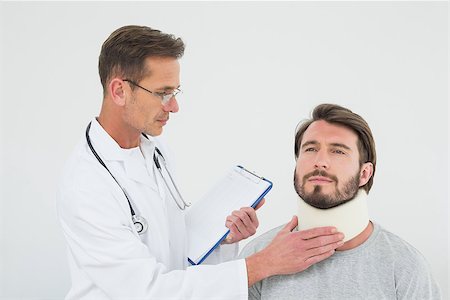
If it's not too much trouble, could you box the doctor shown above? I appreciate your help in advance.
[57,25,345,299]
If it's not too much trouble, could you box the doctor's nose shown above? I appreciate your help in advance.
[163,97,179,113]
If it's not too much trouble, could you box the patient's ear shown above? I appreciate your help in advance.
[359,162,373,187]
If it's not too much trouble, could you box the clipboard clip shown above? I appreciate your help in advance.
[236,165,263,183]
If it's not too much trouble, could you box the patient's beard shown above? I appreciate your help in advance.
[294,169,361,209]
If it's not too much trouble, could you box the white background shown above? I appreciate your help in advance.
[0,2,448,299]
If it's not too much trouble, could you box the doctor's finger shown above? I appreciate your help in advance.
[254,198,265,211]
[235,207,259,227]
[232,209,257,229]
[303,233,345,250]
[225,218,244,234]
[226,221,243,242]
[305,240,342,261]
[227,215,251,237]
[295,226,339,240]
[304,248,336,267]
[232,210,257,234]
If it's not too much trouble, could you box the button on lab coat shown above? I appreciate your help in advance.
[57,119,248,299]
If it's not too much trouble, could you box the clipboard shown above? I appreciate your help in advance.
[186,165,273,265]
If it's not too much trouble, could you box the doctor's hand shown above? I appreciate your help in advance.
[245,215,344,287]
[222,198,265,244]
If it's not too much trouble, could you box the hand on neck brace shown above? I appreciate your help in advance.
[297,189,369,242]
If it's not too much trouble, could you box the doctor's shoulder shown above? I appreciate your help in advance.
[59,139,109,188]
[57,139,130,221]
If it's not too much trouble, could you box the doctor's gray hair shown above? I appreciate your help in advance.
[98,25,185,95]
[294,103,377,193]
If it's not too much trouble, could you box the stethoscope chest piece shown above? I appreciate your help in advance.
[132,215,148,235]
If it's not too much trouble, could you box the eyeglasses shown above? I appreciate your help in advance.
[123,79,181,105]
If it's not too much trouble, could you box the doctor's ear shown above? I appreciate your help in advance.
[108,79,127,106]
[358,162,374,187]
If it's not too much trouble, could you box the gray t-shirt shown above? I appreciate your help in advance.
[240,222,441,300]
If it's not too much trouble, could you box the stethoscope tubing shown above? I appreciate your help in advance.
[85,122,137,217]
[153,147,191,210]
[85,121,190,235]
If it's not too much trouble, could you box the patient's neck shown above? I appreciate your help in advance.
[337,221,373,251]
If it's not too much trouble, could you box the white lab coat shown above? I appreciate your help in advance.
[57,119,248,300]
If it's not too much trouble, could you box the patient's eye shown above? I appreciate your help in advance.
[332,149,346,155]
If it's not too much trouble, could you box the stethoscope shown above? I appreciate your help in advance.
[85,121,191,235]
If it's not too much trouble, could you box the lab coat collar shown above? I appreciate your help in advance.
[89,118,157,161]
[88,118,125,162]
[88,118,159,190]
[139,132,156,154]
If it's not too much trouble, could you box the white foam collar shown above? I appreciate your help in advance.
[297,189,369,242]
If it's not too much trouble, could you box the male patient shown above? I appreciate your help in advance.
[240,104,441,299]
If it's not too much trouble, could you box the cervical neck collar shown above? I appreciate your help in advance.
[297,189,369,242]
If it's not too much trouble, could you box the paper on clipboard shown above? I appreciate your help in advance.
[186,165,273,265]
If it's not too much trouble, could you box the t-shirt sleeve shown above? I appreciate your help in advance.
[248,281,262,300]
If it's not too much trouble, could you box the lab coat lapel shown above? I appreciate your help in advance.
[122,134,159,192]
[122,154,158,192]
